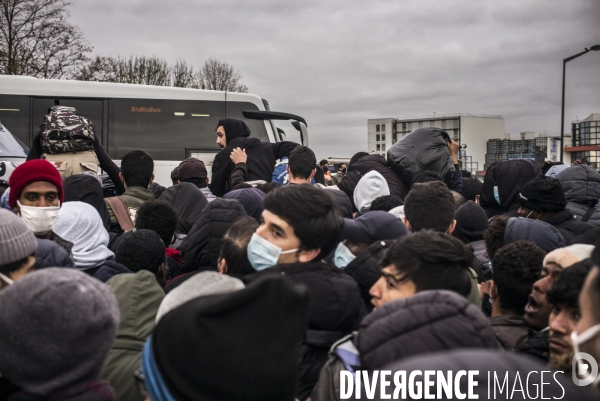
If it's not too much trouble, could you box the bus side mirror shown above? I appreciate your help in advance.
[277,128,287,142]
[292,121,309,147]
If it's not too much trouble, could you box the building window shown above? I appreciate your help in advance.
[376,144,381,151]
[376,134,380,141]
[382,134,386,141]
[382,124,386,132]
[442,120,446,130]
[418,121,423,128]
[382,144,386,152]
[376,124,380,132]
[402,122,407,131]
[393,133,397,143]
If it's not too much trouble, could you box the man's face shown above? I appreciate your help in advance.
[13,181,59,213]
[369,265,417,309]
[322,164,329,171]
[339,164,347,173]
[524,262,562,330]
[0,256,35,290]
[216,126,226,148]
[575,268,600,360]
[548,303,580,372]
[517,206,537,219]
[256,210,302,265]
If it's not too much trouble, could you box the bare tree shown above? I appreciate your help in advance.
[171,59,199,88]
[105,55,171,86]
[198,58,248,93]
[0,0,91,78]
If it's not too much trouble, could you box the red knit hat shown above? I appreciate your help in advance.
[8,160,64,208]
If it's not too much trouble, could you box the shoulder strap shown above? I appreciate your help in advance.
[582,205,596,222]
[105,196,134,232]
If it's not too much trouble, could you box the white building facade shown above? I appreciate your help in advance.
[368,114,505,173]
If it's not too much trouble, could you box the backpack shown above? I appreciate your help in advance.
[41,106,95,154]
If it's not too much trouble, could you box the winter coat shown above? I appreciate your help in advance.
[337,154,409,208]
[179,199,247,275]
[105,186,155,241]
[33,239,75,270]
[481,159,542,218]
[101,271,164,401]
[244,260,365,401]
[515,329,549,363]
[327,188,353,219]
[93,261,133,283]
[64,174,110,230]
[210,136,298,197]
[503,217,566,252]
[489,314,529,350]
[356,290,498,371]
[8,380,115,401]
[344,240,391,313]
[556,165,600,227]
[159,182,208,234]
[199,187,217,203]
[544,209,595,243]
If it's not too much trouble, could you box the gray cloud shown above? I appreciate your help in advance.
[71,0,600,157]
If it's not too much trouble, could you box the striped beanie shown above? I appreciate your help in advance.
[0,209,38,265]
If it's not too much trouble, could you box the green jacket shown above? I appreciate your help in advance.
[100,271,164,401]
[105,186,155,229]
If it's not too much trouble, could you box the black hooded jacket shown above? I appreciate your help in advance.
[544,209,595,243]
[245,260,365,400]
[357,290,499,371]
[178,198,247,275]
[344,240,391,313]
[64,174,111,230]
[159,182,208,234]
[557,164,600,227]
[210,119,298,197]
[337,154,409,208]
[481,159,542,218]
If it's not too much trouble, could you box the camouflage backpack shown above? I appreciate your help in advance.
[41,106,95,154]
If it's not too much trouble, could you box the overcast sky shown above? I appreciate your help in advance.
[70,0,600,158]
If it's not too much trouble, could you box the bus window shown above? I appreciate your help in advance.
[0,95,30,146]
[32,98,104,143]
[108,99,225,160]
[226,101,269,142]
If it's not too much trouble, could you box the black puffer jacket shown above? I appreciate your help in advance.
[179,199,247,274]
[337,154,409,208]
[481,159,542,218]
[210,136,298,197]
[159,182,208,234]
[245,260,364,401]
[33,239,76,270]
[557,165,600,227]
[357,290,498,371]
[544,209,595,244]
[344,240,391,313]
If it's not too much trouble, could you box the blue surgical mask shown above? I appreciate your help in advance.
[334,242,356,269]
[247,233,298,271]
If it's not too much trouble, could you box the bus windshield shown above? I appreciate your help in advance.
[0,122,28,158]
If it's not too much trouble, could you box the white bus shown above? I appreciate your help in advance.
[0,75,308,185]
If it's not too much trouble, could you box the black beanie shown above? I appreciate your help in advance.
[217,118,251,142]
[517,176,567,213]
[152,276,310,401]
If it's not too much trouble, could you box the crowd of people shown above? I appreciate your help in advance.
[2,116,600,400]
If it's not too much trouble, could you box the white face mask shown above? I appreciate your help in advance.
[0,272,14,286]
[571,324,600,386]
[17,200,60,235]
